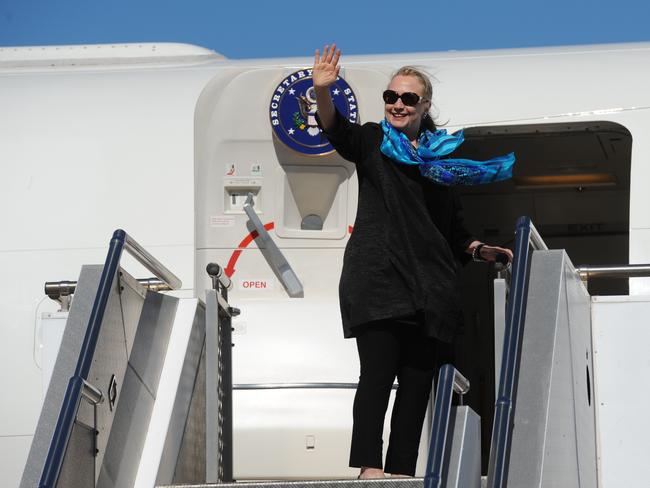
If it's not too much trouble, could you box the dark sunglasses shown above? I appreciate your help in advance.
[382,89,425,107]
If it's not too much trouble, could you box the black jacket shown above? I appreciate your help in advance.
[320,111,475,342]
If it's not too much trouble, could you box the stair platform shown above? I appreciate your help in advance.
[158,478,425,488]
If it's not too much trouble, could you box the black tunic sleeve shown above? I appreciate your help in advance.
[315,109,380,166]
[449,189,476,265]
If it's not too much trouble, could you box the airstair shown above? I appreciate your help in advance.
[19,218,650,488]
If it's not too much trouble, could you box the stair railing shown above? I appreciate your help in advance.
[424,364,470,488]
[39,229,181,488]
[486,216,547,488]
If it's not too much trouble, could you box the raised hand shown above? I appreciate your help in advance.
[313,44,341,89]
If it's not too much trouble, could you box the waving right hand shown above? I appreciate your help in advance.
[313,44,341,89]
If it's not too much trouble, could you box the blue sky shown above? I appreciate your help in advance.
[1,0,649,58]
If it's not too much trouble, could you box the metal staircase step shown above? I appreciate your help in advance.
[158,478,425,488]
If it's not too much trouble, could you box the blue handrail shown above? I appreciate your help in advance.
[39,230,181,488]
[486,216,540,488]
[424,364,470,488]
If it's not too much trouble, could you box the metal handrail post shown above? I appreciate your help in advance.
[528,221,548,251]
[44,278,172,302]
[424,364,470,488]
[219,279,234,483]
[577,264,650,281]
[206,263,235,483]
[123,231,182,289]
[487,216,536,488]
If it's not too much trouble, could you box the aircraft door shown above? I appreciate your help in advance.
[194,66,437,479]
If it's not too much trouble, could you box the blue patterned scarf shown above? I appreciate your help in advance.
[379,119,515,186]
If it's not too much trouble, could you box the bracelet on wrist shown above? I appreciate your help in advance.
[472,243,486,262]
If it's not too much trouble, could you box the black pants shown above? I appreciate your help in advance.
[349,319,449,475]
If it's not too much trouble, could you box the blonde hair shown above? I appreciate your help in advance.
[390,66,437,131]
[392,66,433,102]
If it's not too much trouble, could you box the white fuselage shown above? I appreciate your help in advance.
[2,42,650,487]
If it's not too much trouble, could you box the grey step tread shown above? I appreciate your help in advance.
[158,479,424,488]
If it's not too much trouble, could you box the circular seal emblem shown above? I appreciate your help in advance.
[269,68,359,155]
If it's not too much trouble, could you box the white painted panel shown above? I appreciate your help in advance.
[629,228,650,295]
[229,299,357,384]
[135,299,199,488]
[0,435,33,488]
[433,49,650,128]
[592,296,650,487]
[233,389,431,479]
[233,389,361,479]
[0,248,98,438]
[0,58,213,455]
[40,311,68,397]
[0,67,214,251]
[620,109,650,230]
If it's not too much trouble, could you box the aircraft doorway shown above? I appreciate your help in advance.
[451,120,632,472]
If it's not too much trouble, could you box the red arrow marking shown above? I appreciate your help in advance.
[225,222,352,278]
[224,222,275,277]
